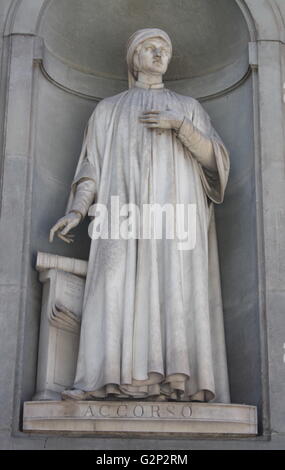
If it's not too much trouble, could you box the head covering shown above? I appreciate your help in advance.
[126,28,172,88]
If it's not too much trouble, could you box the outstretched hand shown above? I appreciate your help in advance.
[139,109,184,131]
[49,212,81,244]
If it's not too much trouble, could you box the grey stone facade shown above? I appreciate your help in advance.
[0,0,284,449]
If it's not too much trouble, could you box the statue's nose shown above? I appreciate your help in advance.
[154,48,162,57]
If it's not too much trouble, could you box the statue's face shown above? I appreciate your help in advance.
[134,37,171,76]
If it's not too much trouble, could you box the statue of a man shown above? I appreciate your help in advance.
[50,29,230,403]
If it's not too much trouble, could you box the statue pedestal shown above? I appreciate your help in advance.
[23,401,257,436]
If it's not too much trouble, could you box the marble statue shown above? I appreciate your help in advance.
[50,29,230,402]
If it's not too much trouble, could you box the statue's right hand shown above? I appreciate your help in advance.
[49,212,82,244]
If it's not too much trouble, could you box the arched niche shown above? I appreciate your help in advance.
[9,0,277,433]
[35,0,250,99]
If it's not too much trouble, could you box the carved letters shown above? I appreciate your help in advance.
[82,403,193,419]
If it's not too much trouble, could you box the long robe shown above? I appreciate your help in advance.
[67,85,231,403]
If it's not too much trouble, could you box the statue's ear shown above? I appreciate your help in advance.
[132,49,140,76]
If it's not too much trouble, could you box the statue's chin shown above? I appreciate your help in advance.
[139,65,167,76]
[151,66,166,74]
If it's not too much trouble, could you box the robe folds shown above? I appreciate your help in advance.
[67,86,231,402]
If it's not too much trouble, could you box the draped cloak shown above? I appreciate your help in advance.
[67,86,231,403]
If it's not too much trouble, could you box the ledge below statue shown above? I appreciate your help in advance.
[23,401,257,436]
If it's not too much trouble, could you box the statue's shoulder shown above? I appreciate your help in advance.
[86,91,128,129]
[95,91,128,111]
[169,90,200,110]
[169,90,209,121]
[87,91,128,125]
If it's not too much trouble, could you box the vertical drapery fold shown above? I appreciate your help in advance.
[67,87,230,403]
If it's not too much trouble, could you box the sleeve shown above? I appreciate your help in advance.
[177,100,230,204]
[68,179,96,220]
[176,117,215,169]
[65,104,103,215]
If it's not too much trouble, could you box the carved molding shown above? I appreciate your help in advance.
[6,1,283,43]
[37,42,252,102]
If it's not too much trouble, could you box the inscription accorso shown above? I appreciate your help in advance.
[82,403,193,419]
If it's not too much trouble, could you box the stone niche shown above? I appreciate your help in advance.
[21,0,261,436]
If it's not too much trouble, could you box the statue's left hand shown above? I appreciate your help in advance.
[139,109,184,131]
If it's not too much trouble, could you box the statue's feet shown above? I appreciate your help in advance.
[145,394,169,402]
[61,389,87,400]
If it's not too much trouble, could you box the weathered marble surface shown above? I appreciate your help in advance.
[23,401,257,435]
[34,256,86,401]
